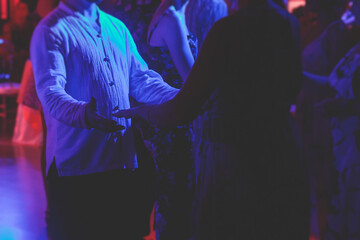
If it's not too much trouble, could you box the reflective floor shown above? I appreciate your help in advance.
[0,117,317,240]
[0,122,48,240]
[0,118,156,240]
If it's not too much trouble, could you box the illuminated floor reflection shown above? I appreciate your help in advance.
[0,138,48,240]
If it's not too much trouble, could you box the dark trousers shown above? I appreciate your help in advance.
[47,163,150,240]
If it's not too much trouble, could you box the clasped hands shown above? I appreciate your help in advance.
[85,97,125,132]
[85,97,150,132]
[113,104,152,121]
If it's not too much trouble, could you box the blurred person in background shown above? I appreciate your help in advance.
[295,1,360,238]
[2,1,38,83]
[185,0,228,48]
[301,1,360,239]
[36,0,60,17]
[99,0,161,62]
[300,0,348,48]
[11,0,61,228]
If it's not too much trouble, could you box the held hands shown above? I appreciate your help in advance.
[113,104,154,122]
[85,97,125,132]
[112,107,141,119]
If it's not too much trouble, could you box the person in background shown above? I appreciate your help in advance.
[115,0,310,239]
[185,0,228,48]
[226,0,238,14]
[99,0,161,62]
[295,1,360,237]
[36,0,61,17]
[303,41,360,240]
[30,0,179,239]
[300,0,347,48]
[302,2,360,239]
[144,0,197,238]
[147,0,196,81]
[2,1,37,83]
[12,0,60,227]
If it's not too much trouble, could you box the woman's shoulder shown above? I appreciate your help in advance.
[149,5,186,46]
[160,6,181,26]
[155,5,186,36]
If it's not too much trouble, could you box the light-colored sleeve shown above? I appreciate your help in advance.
[30,25,88,128]
[125,28,179,104]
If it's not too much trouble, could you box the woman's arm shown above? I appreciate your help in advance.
[114,19,227,127]
[303,71,329,85]
[158,7,195,81]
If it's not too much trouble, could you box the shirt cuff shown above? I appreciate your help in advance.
[78,102,90,129]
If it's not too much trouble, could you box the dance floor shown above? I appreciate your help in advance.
[0,124,48,240]
[0,120,156,240]
[0,118,318,240]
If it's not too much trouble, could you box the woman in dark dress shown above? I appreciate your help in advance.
[115,0,310,239]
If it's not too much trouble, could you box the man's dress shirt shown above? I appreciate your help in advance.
[30,2,178,176]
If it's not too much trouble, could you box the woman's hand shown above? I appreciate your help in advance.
[85,97,125,132]
[113,107,141,119]
[113,104,157,122]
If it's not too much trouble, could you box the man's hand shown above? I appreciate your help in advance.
[85,97,125,132]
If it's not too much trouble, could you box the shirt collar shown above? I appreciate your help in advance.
[58,2,103,33]
[58,1,101,24]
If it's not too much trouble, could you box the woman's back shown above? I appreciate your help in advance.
[193,1,309,239]
[206,1,301,118]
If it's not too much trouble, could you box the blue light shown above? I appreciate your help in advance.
[0,227,17,240]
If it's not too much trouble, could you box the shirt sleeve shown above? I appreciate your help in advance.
[125,27,179,104]
[30,25,88,128]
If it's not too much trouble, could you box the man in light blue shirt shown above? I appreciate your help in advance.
[30,0,178,238]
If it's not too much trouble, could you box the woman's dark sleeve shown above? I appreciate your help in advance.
[148,18,229,127]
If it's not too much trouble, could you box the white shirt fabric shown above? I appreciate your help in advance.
[30,2,178,176]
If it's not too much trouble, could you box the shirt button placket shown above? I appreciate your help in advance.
[98,34,115,87]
